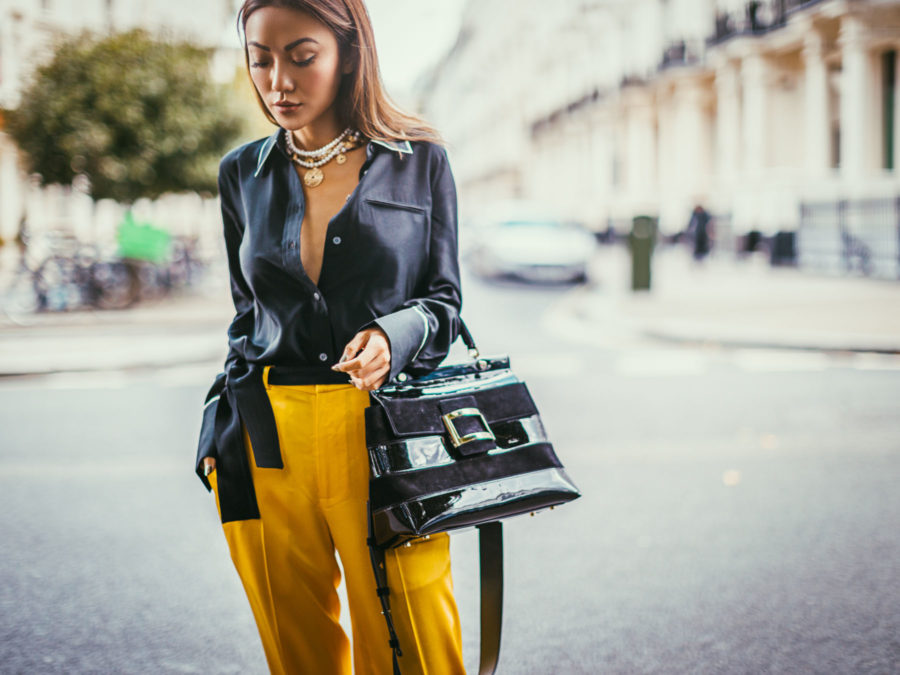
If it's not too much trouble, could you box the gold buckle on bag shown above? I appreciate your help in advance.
[441,408,495,448]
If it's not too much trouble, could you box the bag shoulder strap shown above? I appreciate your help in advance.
[477,521,504,675]
[366,508,504,675]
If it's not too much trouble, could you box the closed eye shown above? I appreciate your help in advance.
[251,55,315,68]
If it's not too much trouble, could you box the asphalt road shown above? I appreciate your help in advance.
[1,269,898,674]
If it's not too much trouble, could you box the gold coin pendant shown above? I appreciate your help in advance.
[336,153,347,165]
[304,167,324,188]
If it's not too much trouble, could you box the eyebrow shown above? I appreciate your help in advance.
[247,37,319,52]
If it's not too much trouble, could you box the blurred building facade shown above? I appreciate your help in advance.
[421,0,900,277]
[0,0,236,247]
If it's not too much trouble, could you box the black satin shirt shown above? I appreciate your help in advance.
[195,129,462,522]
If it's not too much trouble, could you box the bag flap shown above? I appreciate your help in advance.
[371,381,538,438]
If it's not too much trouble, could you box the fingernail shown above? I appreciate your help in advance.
[204,465,212,477]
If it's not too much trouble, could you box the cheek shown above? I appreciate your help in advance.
[302,63,341,98]
[250,71,269,94]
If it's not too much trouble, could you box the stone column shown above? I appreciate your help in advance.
[838,14,868,182]
[623,87,657,208]
[715,59,741,188]
[674,77,712,202]
[802,26,830,177]
[741,53,768,179]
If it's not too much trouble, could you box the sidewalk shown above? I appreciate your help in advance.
[0,252,234,376]
[576,244,900,353]
[1,243,898,378]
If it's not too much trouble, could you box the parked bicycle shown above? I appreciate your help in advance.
[31,239,139,312]
[1,224,206,317]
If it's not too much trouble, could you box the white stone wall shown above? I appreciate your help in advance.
[422,0,900,248]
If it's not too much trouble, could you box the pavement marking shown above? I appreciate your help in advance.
[0,459,185,477]
[510,353,581,378]
[151,362,222,387]
[0,348,897,394]
[852,352,900,371]
[731,349,831,373]
[1,370,132,391]
[0,362,220,391]
[614,349,709,377]
[541,285,648,350]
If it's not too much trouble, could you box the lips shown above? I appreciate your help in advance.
[273,101,301,109]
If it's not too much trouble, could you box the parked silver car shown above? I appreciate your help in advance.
[462,202,596,283]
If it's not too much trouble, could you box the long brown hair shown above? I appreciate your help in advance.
[236,0,443,145]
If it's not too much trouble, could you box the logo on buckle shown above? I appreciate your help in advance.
[441,407,495,448]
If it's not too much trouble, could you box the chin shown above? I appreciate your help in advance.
[271,110,311,130]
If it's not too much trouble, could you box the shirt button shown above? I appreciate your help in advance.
[319,353,328,362]
[288,241,296,249]
[332,236,342,245]
[313,292,320,300]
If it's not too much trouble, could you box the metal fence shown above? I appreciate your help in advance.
[798,197,900,279]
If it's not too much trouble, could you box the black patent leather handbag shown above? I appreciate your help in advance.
[364,317,581,675]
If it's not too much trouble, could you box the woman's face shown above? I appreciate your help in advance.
[244,6,349,131]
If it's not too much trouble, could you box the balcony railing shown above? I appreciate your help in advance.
[659,40,702,71]
[798,197,900,280]
[708,0,827,46]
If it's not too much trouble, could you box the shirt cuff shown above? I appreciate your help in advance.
[195,372,226,491]
[361,305,429,384]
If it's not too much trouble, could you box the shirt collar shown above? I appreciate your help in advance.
[254,129,412,177]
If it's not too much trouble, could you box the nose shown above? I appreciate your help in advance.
[271,56,295,94]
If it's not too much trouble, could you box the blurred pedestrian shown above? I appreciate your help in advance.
[686,204,712,262]
[194,1,465,673]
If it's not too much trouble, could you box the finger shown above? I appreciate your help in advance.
[338,342,384,373]
[203,457,216,476]
[355,362,390,391]
[337,332,389,372]
[333,334,369,371]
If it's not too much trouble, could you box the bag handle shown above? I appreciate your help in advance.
[457,315,480,359]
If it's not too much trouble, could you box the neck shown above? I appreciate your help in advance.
[290,111,344,151]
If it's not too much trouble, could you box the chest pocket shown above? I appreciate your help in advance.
[358,197,429,261]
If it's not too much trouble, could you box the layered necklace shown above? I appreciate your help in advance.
[284,127,364,188]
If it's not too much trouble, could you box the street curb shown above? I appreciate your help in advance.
[637,326,900,355]
[0,352,224,379]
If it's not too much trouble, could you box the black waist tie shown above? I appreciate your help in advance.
[199,360,353,524]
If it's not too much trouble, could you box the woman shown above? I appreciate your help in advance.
[194,1,466,673]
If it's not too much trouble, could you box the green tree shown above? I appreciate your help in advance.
[6,29,244,203]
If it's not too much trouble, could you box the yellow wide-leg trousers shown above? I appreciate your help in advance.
[208,368,465,675]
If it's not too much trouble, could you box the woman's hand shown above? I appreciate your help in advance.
[331,326,391,391]
[203,457,215,475]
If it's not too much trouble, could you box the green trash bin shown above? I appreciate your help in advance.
[116,211,171,263]
[629,215,657,291]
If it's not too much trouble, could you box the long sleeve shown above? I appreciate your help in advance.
[358,146,462,384]
[219,158,255,376]
[194,157,255,477]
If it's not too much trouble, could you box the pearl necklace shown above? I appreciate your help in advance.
[286,127,350,158]
[284,127,362,188]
